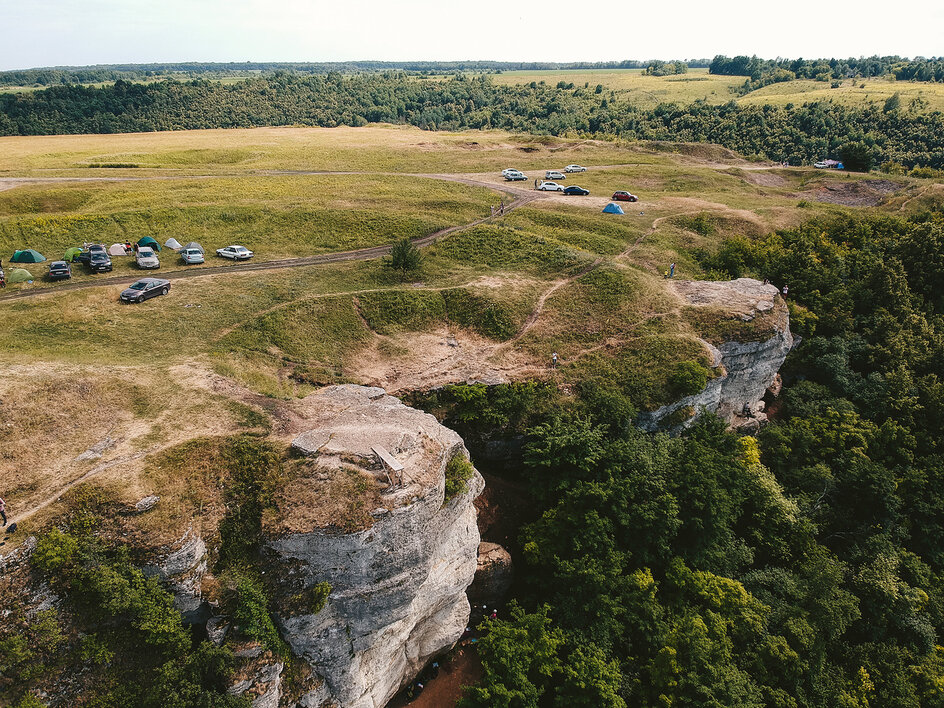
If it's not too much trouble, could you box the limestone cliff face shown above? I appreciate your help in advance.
[266,385,484,708]
[638,278,794,432]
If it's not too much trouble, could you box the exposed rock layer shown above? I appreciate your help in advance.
[638,278,793,432]
[269,385,484,708]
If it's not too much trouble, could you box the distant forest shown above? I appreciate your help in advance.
[0,60,714,87]
[2,73,943,168]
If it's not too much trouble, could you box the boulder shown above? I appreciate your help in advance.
[467,542,513,607]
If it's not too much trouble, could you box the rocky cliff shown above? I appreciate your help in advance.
[638,278,793,432]
[264,385,484,708]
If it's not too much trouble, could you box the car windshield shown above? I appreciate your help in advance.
[139,249,153,257]
[129,282,147,290]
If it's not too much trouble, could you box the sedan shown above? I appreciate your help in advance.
[216,245,254,260]
[537,181,564,192]
[564,164,587,173]
[180,248,205,265]
[503,170,527,181]
[120,278,171,303]
[47,261,72,281]
[545,170,566,180]
[612,190,639,202]
[563,185,590,196]
[135,247,160,269]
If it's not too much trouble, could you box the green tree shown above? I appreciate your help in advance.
[386,238,422,278]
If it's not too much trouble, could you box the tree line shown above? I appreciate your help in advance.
[2,73,943,168]
[710,54,944,83]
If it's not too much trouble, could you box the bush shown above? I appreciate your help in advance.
[667,360,711,398]
[444,454,476,502]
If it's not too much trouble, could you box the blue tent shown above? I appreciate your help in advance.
[602,202,625,215]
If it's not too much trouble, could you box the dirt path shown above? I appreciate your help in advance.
[0,186,540,304]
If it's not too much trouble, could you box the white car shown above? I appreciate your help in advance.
[545,170,566,180]
[502,170,527,181]
[135,247,160,269]
[564,164,587,173]
[501,168,521,177]
[814,161,830,169]
[538,181,564,192]
[216,245,254,260]
[180,248,205,265]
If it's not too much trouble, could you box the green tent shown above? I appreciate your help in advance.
[11,248,46,263]
[7,268,33,283]
[64,247,83,262]
[137,236,162,252]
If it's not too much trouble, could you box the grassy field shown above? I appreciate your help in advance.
[492,68,746,108]
[492,68,944,113]
[0,125,677,176]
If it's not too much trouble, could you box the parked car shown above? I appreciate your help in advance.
[814,161,830,169]
[216,245,254,260]
[612,190,639,202]
[501,168,522,177]
[564,164,587,173]
[47,260,72,281]
[503,170,527,181]
[545,170,566,180]
[180,248,205,265]
[537,181,564,192]
[135,247,160,269]
[563,185,590,196]
[120,278,171,303]
[76,244,113,273]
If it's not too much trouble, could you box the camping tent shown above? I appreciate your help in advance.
[108,243,128,256]
[64,247,84,262]
[602,203,625,215]
[11,249,46,263]
[7,268,33,283]
[183,241,204,253]
[164,237,182,251]
[137,236,161,252]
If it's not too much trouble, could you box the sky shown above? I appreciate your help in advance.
[1,0,942,71]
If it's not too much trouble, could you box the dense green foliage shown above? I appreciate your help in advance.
[468,210,944,706]
[386,237,422,278]
[3,74,944,167]
[444,454,477,502]
[3,490,248,707]
[710,54,944,83]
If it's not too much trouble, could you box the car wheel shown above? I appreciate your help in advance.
[136,296,144,303]
[161,287,169,295]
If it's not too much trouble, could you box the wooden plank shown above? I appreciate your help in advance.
[372,445,404,472]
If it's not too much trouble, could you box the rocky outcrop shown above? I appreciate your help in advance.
[468,542,514,608]
[638,278,793,432]
[142,527,208,617]
[266,385,484,708]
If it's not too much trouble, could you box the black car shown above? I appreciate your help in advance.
[47,261,72,281]
[76,244,113,273]
[120,278,171,303]
[562,185,590,196]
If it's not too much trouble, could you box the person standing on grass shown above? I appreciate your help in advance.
[670,262,676,278]
[782,284,789,298]
[552,352,558,368]
[0,496,6,526]
[500,199,505,216]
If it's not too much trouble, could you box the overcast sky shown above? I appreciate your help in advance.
[1,0,942,70]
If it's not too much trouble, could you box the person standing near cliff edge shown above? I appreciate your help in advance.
[0,496,7,526]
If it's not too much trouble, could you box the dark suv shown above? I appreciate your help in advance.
[77,244,113,273]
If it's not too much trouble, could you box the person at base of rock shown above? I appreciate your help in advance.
[490,609,498,620]
[430,662,440,678]
[782,284,789,297]
[0,496,6,526]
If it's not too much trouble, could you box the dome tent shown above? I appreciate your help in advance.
[137,236,161,252]
[183,241,204,253]
[64,247,84,262]
[108,243,128,256]
[7,268,33,283]
[164,237,182,251]
[11,248,45,263]
[602,203,625,215]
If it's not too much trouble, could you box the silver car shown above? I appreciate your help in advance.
[135,247,160,269]
[216,245,254,260]
[180,248,205,265]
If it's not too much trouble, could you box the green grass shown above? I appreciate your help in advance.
[737,76,944,112]
[0,175,497,283]
[492,68,746,109]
